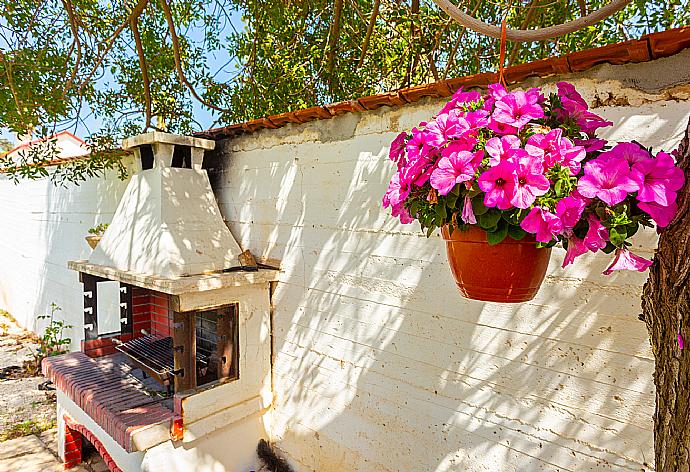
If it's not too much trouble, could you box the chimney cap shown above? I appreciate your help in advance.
[122,132,215,151]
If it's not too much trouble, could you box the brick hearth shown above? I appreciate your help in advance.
[43,352,173,453]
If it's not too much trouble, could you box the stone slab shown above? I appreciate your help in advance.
[0,435,45,460]
[122,132,215,151]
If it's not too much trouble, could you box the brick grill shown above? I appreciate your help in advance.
[43,352,173,453]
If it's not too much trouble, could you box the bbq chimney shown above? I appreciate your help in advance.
[88,132,244,278]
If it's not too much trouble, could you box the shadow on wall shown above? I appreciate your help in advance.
[207,100,689,471]
[0,158,135,349]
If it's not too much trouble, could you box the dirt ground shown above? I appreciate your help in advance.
[0,311,55,441]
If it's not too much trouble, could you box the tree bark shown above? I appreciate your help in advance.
[642,116,690,472]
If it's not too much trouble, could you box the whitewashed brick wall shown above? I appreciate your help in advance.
[211,54,690,471]
[0,160,133,349]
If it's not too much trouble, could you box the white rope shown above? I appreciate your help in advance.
[431,0,633,42]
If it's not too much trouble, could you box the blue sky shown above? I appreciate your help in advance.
[1,7,245,145]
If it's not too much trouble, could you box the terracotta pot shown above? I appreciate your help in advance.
[441,225,551,303]
[85,235,101,249]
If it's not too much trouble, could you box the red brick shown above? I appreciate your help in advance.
[644,26,690,59]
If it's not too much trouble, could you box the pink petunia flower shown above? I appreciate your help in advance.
[511,158,550,209]
[679,332,685,350]
[478,161,518,210]
[382,172,411,208]
[555,195,586,230]
[488,119,519,136]
[574,137,607,153]
[584,214,608,252]
[602,248,653,275]
[461,195,477,224]
[520,207,563,243]
[439,88,483,115]
[425,112,470,148]
[430,149,482,196]
[527,129,585,175]
[390,201,414,224]
[599,142,649,169]
[483,83,508,110]
[492,91,545,130]
[638,200,678,228]
[577,157,637,205]
[406,127,432,161]
[630,151,685,206]
[485,135,521,166]
[525,87,546,105]
[557,82,588,110]
[389,132,407,167]
[562,236,588,267]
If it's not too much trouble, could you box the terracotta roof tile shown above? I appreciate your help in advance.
[567,38,651,72]
[325,100,366,116]
[358,92,407,110]
[645,26,690,59]
[198,26,690,139]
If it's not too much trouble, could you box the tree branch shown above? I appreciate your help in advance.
[326,0,344,92]
[508,0,540,66]
[130,15,153,130]
[61,0,82,96]
[357,0,380,68]
[158,0,231,112]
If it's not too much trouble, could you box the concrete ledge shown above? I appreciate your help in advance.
[122,132,215,151]
[68,260,280,295]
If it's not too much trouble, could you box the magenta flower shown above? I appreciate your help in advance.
[390,201,414,224]
[630,151,685,206]
[483,83,508,110]
[461,195,477,224]
[577,157,637,205]
[425,112,470,148]
[488,119,519,136]
[555,195,586,230]
[562,237,588,267]
[406,127,431,161]
[574,137,607,153]
[402,152,435,187]
[602,248,652,275]
[638,200,678,228]
[389,132,407,167]
[520,207,563,243]
[511,159,550,209]
[584,215,608,251]
[679,332,685,350]
[439,88,482,115]
[492,91,545,130]
[485,135,521,166]
[430,149,482,196]
[557,82,588,110]
[382,172,410,208]
[464,109,490,129]
[599,142,649,168]
[527,129,585,175]
[478,161,518,210]
[525,87,545,105]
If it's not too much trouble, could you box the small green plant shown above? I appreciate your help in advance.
[88,222,109,236]
[25,304,72,375]
[0,419,57,442]
[37,303,72,357]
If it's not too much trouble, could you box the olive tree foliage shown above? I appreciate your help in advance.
[0,0,687,183]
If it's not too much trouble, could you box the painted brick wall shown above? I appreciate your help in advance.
[0,157,135,349]
[210,53,690,471]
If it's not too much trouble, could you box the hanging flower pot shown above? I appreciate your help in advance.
[441,225,551,302]
[382,82,685,303]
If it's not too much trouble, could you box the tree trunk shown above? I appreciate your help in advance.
[642,116,690,471]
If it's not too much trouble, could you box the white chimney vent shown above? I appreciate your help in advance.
[87,132,244,278]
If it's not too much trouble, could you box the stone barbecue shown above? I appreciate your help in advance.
[42,132,279,472]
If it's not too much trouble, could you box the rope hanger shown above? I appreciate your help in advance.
[431,0,633,42]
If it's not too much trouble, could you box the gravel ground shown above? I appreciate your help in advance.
[0,311,56,442]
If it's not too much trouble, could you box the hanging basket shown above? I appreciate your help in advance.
[441,225,551,303]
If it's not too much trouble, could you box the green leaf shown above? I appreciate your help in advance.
[472,197,489,216]
[478,209,501,229]
[507,224,527,241]
[609,227,627,247]
[486,223,509,246]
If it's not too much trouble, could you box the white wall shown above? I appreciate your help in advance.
[0,158,134,349]
[211,54,690,471]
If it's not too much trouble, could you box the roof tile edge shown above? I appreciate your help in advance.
[197,26,690,141]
